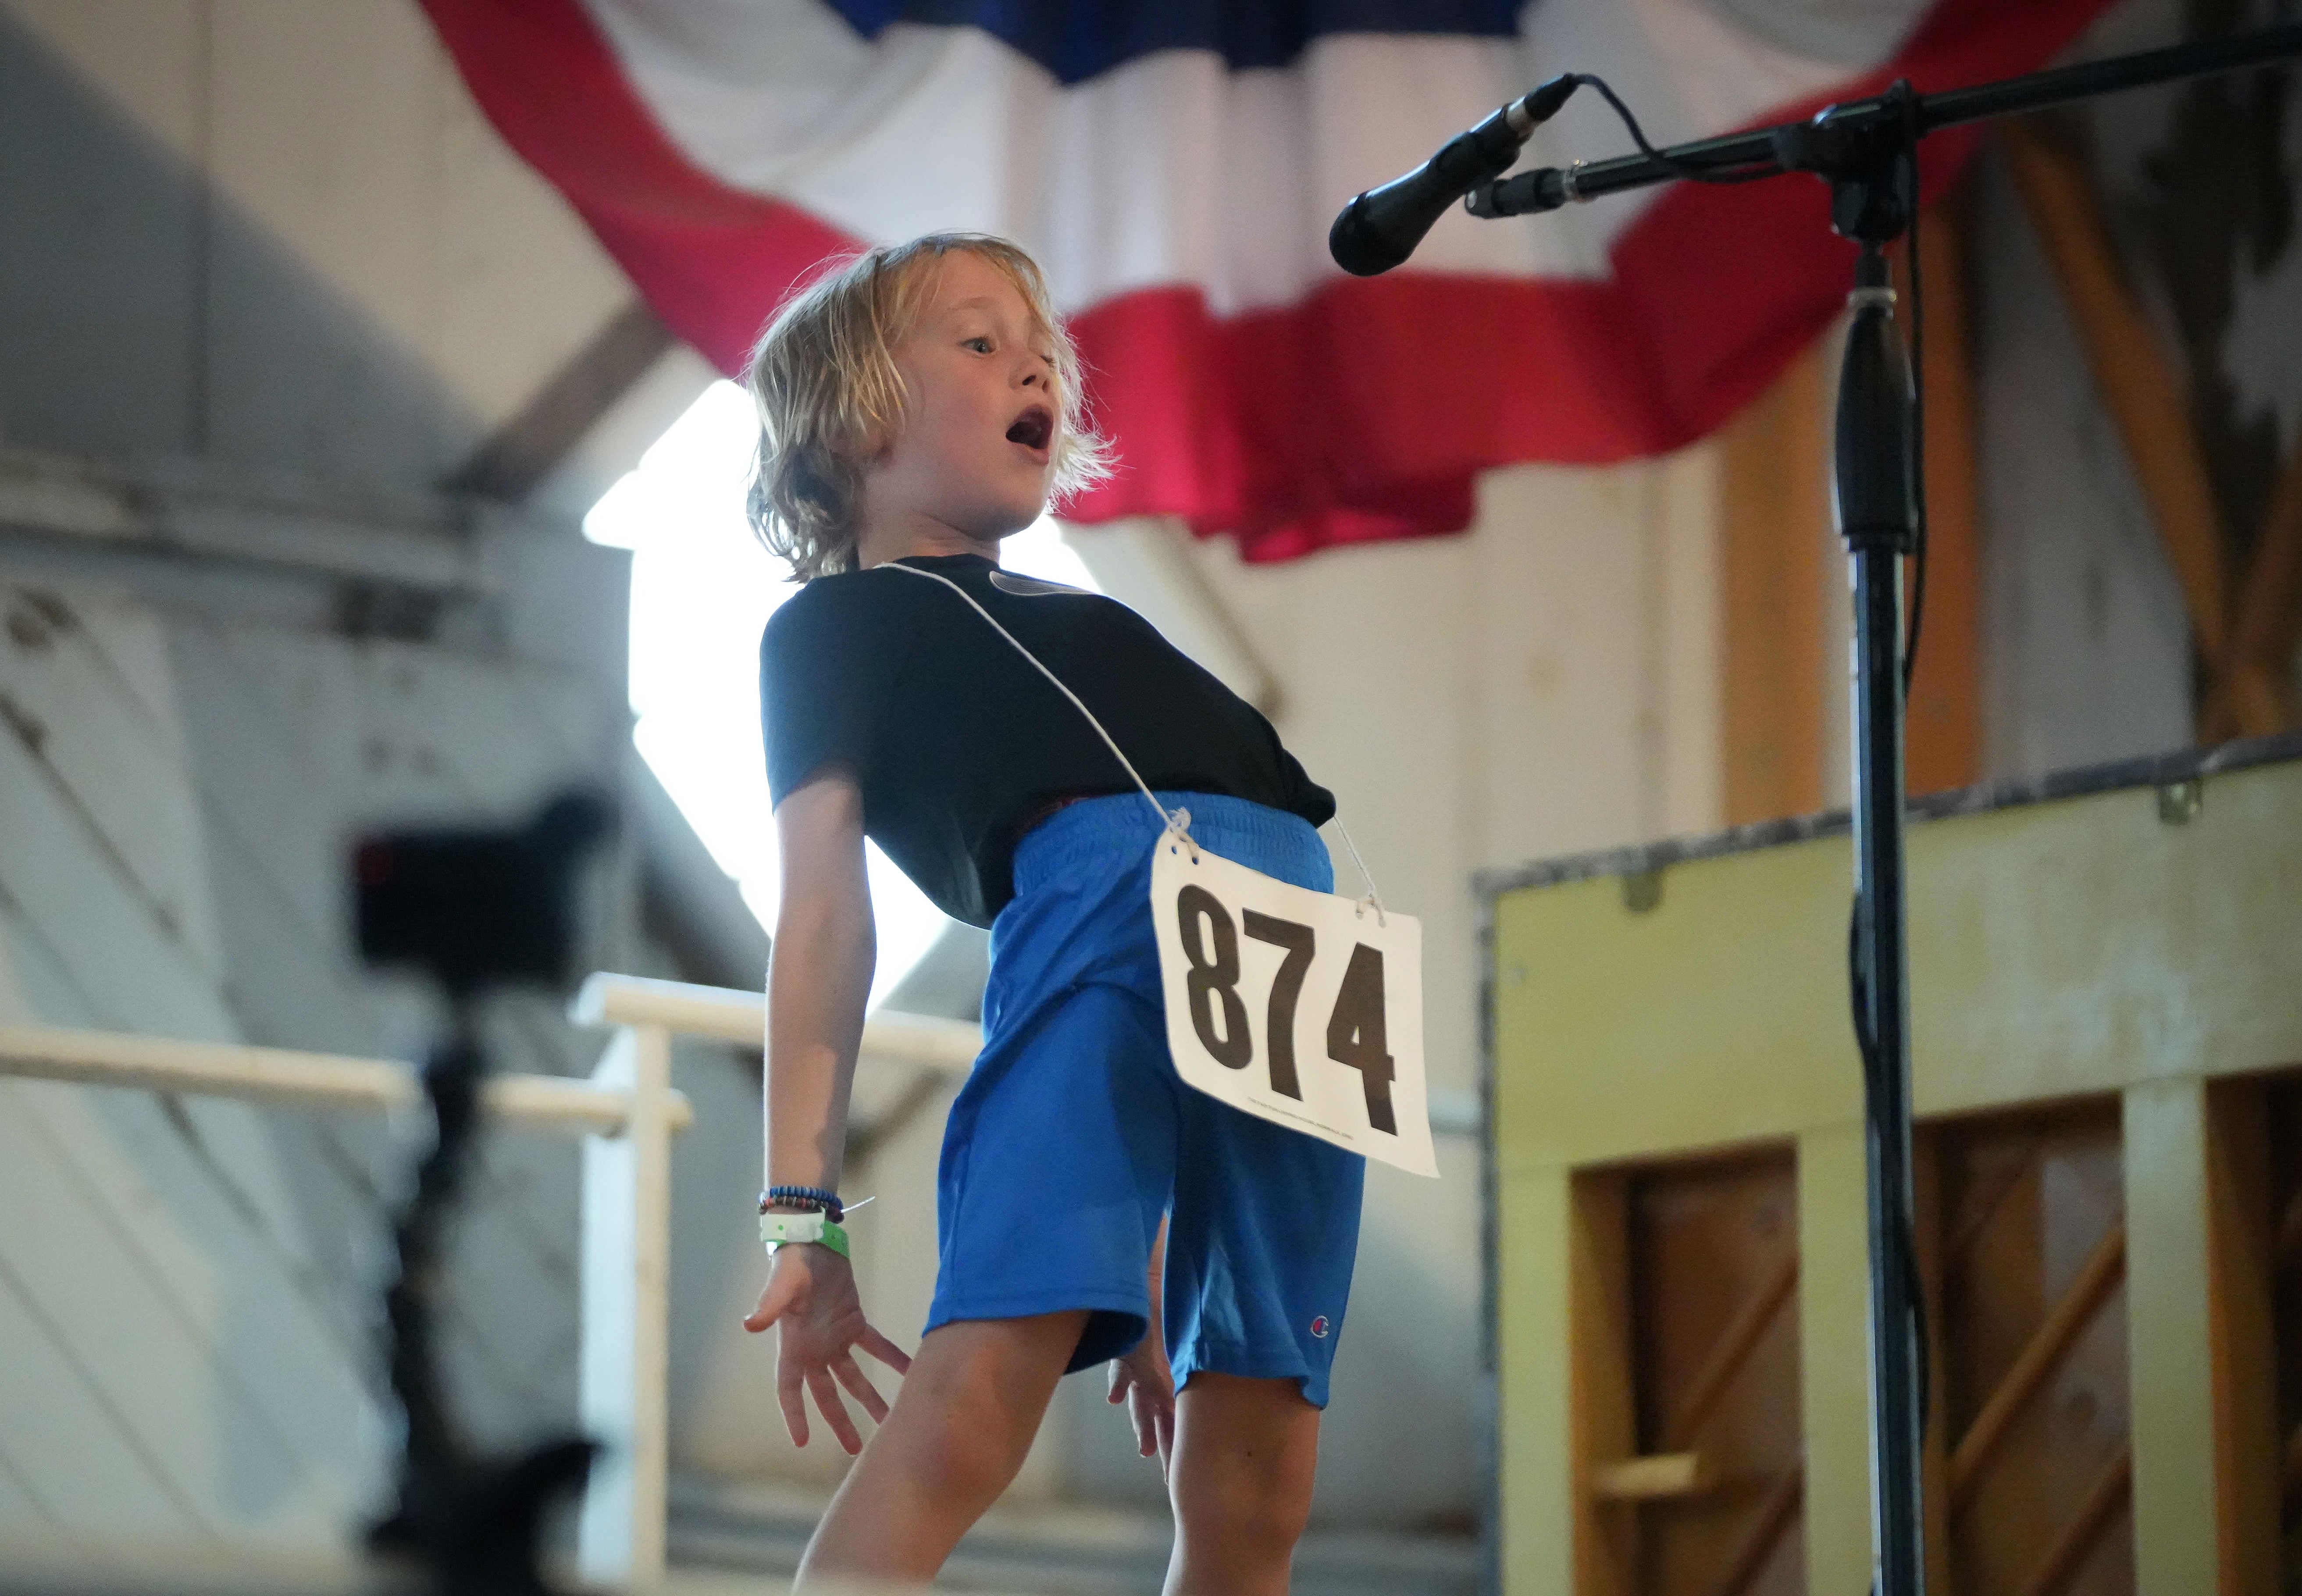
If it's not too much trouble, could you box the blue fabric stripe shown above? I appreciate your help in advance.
[826,0,1524,86]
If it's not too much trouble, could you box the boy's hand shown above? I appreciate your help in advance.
[1106,1330,1175,1473]
[743,1243,912,1454]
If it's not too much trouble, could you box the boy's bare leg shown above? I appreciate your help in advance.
[1163,1372,1322,1596]
[796,1309,1089,1589]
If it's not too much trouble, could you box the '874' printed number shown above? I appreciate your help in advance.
[1174,884,1398,1135]
[1150,841,1435,1177]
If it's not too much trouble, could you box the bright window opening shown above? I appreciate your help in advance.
[584,378,1098,1007]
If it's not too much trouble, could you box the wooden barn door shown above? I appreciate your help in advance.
[1925,1100,2134,1596]
[1575,1148,1805,1596]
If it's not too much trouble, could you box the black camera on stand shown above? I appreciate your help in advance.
[353,791,616,1596]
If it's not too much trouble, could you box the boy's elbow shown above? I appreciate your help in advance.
[775,876,873,953]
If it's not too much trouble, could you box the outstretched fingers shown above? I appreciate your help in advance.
[807,1365,865,1454]
[776,1361,810,1448]
[831,1353,890,1425]
[858,1322,914,1375]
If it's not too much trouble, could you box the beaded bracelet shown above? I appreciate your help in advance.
[759,1185,843,1223]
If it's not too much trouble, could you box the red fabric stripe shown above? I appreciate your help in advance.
[421,0,2114,562]
[419,0,859,367]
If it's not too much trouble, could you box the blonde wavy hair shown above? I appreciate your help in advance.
[742,234,1113,581]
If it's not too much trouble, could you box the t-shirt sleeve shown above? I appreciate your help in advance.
[759,577,911,809]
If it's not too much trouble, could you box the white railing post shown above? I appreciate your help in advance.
[576,1022,674,1589]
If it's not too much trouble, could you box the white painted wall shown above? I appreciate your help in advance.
[0,0,631,486]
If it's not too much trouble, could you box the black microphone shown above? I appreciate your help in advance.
[1328,75,1580,277]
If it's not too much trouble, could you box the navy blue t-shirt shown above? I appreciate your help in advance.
[759,552,1334,926]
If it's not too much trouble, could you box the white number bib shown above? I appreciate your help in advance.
[1151,834,1436,1178]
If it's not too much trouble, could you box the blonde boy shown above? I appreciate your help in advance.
[741,234,1363,1593]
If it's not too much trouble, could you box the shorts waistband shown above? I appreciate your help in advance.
[1012,791,1324,897]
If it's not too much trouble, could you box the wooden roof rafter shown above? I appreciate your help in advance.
[2002,118,2300,741]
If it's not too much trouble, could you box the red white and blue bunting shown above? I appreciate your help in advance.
[424,0,2112,561]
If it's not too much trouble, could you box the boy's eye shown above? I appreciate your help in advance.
[963,336,993,353]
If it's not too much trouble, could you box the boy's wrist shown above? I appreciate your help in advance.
[759,1185,844,1222]
[761,1208,851,1259]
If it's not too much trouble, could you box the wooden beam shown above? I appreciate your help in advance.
[2011,1444,2132,1596]
[1589,1451,1711,1500]
[2002,122,2231,672]
[1570,1172,1640,1596]
[440,301,675,503]
[2207,1081,2281,1596]
[1718,342,1829,825]
[2215,447,2302,738]
[1949,1219,2126,1508]
[1901,199,1985,795]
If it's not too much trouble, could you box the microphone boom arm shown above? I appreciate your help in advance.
[1465,21,2302,218]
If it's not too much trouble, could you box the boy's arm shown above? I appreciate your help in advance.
[747,766,912,1456]
[764,766,874,1193]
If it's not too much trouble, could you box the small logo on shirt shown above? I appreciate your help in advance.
[1308,1315,1330,1339]
[988,570,1088,598]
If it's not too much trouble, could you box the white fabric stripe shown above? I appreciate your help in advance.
[580,0,1936,311]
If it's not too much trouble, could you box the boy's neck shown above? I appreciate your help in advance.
[856,514,1001,570]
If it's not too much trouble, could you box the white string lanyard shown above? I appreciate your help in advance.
[879,560,1386,918]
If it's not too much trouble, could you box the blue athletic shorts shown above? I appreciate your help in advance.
[924,791,1365,1408]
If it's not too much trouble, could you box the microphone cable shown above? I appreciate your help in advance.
[1562,72,1933,694]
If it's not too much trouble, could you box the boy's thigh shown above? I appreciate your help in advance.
[1163,1102,1365,1407]
[933,981,1178,1368]
[899,1311,1094,1420]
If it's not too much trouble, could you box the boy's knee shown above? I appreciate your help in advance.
[911,1417,1027,1507]
[1174,1437,1317,1555]
[897,1375,1037,1505]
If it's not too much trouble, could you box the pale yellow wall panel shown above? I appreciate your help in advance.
[2123,1079,2219,1596]
[1490,751,2302,1596]
[1497,1167,1575,1596]
[1797,1124,1874,1596]
[1493,758,2302,1178]
[1491,838,1861,1175]
[1913,764,2302,1113]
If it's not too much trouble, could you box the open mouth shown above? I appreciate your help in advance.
[1005,405,1054,453]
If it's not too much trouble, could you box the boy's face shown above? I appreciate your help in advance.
[866,251,1062,542]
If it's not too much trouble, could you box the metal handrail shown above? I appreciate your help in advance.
[571,972,982,1072]
[0,1022,694,1134]
[0,1014,694,1589]
[568,972,1483,1136]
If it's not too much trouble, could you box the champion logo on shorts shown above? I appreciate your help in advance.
[1308,1315,1330,1339]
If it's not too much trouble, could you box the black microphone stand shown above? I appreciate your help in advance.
[1458,24,2302,1596]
